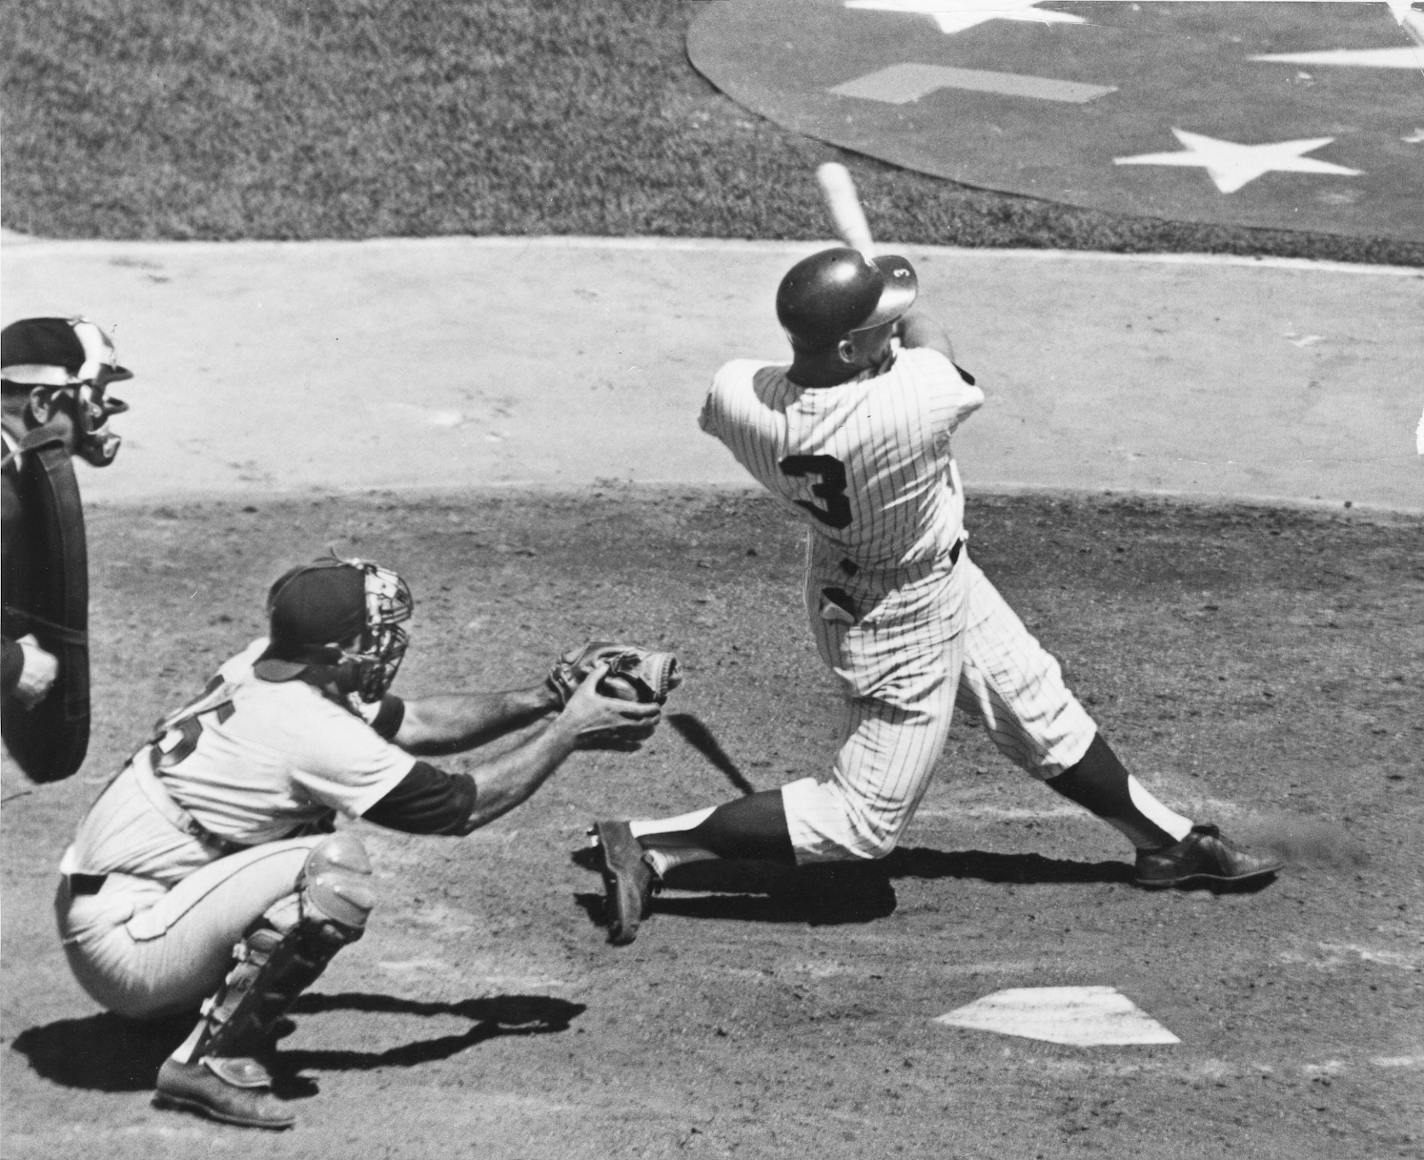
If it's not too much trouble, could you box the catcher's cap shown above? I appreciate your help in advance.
[257,561,367,679]
[1,317,133,389]
[775,247,917,352]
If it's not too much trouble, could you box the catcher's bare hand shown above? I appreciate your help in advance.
[545,641,628,707]
[561,663,662,750]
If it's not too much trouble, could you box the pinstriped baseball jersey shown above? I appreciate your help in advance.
[700,343,1097,863]
[699,348,983,572]
[700,346,984,862]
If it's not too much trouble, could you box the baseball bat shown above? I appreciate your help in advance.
[816,162,875,257]
[816,162,906,352]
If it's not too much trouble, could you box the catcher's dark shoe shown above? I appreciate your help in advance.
[153,1056,296,1130]
[592,820,659,945]
[1135,824,1283,890]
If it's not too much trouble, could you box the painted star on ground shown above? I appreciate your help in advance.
[844,0,1084,34]
[1114,128,1364,193]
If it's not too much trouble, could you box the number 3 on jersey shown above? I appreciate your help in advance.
[780,454,851,529]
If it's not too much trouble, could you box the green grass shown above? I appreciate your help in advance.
[3,0,1421,264]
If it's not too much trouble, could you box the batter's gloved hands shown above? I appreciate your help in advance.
[546,641,682,707]
[561,663,664,751]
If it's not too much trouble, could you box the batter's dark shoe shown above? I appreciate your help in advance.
[153,1056,296,1130]
[1134,824,1283,890]
[592,820,659,945]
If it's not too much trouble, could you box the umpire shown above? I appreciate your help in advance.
[55,554,662,1129]
[2,316,134,782]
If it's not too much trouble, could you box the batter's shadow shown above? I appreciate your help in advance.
[883,846,1135,886]
[9,993,584,1095]
[572,845,1133,931]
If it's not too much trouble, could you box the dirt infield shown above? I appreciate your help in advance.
[3,488,1421,1159]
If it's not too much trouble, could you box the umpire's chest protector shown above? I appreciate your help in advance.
[1,432,92,782]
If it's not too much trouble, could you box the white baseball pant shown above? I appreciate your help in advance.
[782,549,1097,863]
[55,836,327,1021]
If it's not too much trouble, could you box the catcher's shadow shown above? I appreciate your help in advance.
[283,992,585,1073]
[10,992,584,1095]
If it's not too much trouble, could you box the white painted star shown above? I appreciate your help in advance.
[1114,129,1363,193]
[1385,0,1424,48]
[844,0,1084,35]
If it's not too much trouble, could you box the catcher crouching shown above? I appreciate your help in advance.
[54,554,671,1129]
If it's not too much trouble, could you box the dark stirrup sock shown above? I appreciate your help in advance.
[1045,733,1189,850]
[642,788,796,865]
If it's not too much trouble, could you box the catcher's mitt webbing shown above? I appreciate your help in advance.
[600,649,681,704]
[547,641,681,705]
[546,641,624,706]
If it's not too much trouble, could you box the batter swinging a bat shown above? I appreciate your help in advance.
[590,238,1281,945]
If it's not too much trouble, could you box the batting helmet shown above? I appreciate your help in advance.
[775,247,918,352]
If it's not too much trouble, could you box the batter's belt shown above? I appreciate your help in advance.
[814,539,964,623]
[816,538,962,585]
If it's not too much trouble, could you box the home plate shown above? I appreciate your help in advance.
[936,986,1180,1047]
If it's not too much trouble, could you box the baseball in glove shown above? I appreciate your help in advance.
[546,641,682,706]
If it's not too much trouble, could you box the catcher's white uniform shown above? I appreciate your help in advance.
[56,638,412,1019]
[701,347,1097,862]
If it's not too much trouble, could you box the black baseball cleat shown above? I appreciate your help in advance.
[153,1056,296,1130]
[592,820,659,945]
[1134,824,1283,890]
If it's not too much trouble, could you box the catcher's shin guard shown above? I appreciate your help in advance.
[196,834,376,1060]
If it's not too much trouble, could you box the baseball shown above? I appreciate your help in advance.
[596,673,642,702]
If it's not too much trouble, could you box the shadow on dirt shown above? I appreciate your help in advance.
[284,991,585,1073]
[573,845,1140,932]
[667,713,758,795]
[9,993,585,1093]
[10,1011,194,1092]
[883,847,1134,886]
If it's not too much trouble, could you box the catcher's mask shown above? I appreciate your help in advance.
[1,317,133,467]
[258,555,414,703]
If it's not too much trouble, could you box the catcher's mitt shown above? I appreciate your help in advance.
[546,641,682,706]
